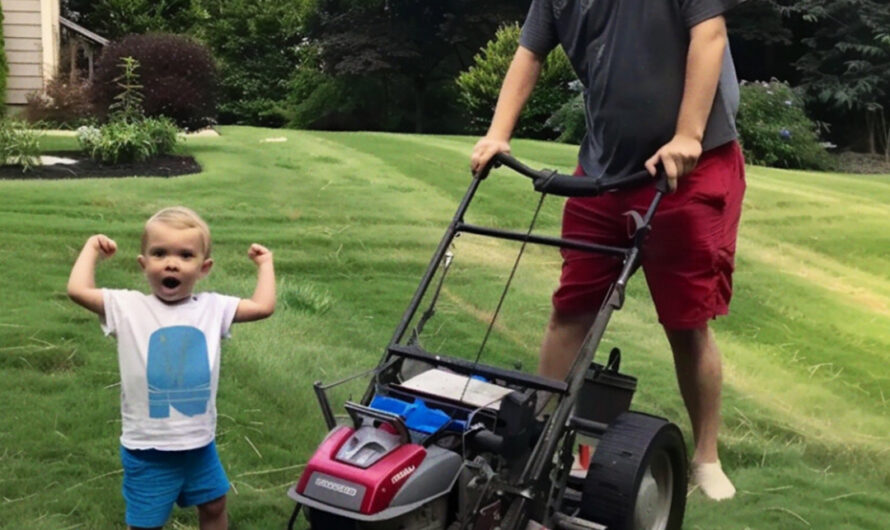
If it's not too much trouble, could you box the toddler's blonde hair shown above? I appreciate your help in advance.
[142,206,212,257]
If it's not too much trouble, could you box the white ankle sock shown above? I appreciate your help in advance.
[690,461,736,501]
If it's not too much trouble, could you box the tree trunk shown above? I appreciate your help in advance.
[878,110,890,163]
[866,110,877,155]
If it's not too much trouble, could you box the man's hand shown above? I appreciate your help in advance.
[89,234,117,259]
[644,134,703,191]
[247,243,273,266]
[470,136,511,175]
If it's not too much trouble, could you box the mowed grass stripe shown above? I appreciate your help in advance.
[1,127,889,529]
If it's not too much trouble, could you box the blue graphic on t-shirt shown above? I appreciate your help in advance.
[147,326,211,418]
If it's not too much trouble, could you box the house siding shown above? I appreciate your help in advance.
[2,0,57,105]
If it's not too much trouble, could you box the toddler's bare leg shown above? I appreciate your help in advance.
[197,495,227,530]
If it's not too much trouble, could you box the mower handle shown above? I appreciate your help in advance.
[344,401,410,444]
[477,152,668,197]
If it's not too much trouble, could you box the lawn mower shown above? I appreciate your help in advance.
[286,153,687,529]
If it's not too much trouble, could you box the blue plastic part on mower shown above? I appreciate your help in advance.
[369,395,464,434]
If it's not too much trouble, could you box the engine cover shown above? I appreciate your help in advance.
[297,426,427,515]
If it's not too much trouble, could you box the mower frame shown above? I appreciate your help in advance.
[288,153,681,530]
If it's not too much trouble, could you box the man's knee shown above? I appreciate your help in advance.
[547,309,597,333]
[664,324,711,355]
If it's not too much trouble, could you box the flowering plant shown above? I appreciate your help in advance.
[737,80,833,170]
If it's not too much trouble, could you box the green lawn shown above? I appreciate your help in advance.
[1,127,888,529]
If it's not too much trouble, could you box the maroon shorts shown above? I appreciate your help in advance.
[552,141,746,330]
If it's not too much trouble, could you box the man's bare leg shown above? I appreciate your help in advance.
[665,324,735,500]
[539,309,598,380]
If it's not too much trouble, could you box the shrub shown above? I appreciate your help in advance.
[286,51,392,131]
[0,119,42,172]
[142,116,179,155]
[737,80,834,170]
[192,0,307,126]
[456,23,576,139]
[91,34,218,129]
[546,89,586,144]
[23,76,96,128]
[77,121,152,164]
[77,120,154,164]
[77,116,178,165]
[79,59,181,165]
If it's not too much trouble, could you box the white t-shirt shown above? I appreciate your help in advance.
[101,289,240,451]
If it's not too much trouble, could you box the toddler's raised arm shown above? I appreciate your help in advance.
[67,234,117,315]
[234,243,276,323]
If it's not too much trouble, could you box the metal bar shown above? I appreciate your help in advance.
[552,512,607,530]
[388,344,568,394]
[390,178,483,346]
[286,502,302,530]
[319,364,381,391]
[522,288,619,484]
[313,381,336,431]
[522,190,665,485]
[458,223,628,257]
[568,416,609,437]
[344,401,410,444]
[361,176,485,406]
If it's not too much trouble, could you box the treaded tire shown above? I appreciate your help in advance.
[579,412,687,530]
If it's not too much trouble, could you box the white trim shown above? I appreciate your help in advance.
[38,0,58,83]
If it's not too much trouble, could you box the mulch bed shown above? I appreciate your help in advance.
[0,151,202,180]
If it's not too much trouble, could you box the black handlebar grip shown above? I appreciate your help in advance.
[479,152,667,197]
[532,169,656,197]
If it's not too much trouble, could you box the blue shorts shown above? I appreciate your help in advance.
[120,441,230,528]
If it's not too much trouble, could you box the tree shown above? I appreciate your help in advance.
[306,0,529,132]
[788,0,890,154]
[61,0,197,40]
[191,0,312,125]
[457,23,575,139]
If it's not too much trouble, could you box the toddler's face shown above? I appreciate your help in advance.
[138,222,212,303]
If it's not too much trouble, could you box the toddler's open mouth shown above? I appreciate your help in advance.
[162,277,181,289]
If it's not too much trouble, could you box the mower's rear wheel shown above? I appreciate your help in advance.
[579,412,686,530]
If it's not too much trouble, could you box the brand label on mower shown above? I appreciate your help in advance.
[390,465,416,485]
[314,477,358,497]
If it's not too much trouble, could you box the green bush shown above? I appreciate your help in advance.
[456,23,576,139]
[737,80,834,170]
[142,116,179,155]
[91,34,218,129]
[192,0,307,126]
[0,119,41,172]
[546,90,586,144]
[79,60,180,165]
[77,117,179,165]
[286,46,394,131]
[77,121,152,164]
[23,76,96,128]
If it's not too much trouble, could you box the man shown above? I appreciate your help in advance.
[470,0,745,500]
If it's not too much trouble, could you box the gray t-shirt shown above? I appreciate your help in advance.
[520,0,742,178]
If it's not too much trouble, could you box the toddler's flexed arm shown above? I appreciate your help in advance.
[234,243,276,323]
[67,234,117,315]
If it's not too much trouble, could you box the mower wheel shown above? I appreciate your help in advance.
[579,412,686,530]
